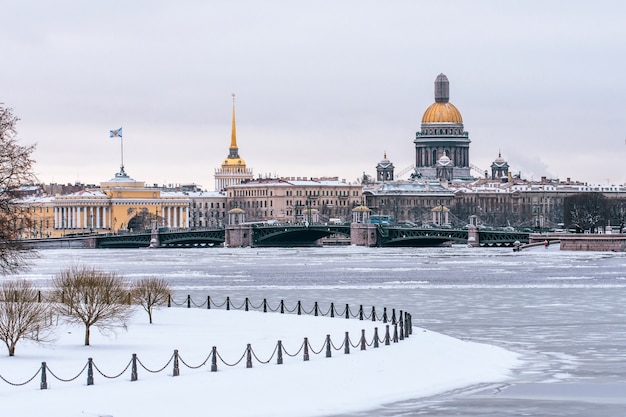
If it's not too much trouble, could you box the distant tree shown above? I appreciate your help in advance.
[0,104,37,274]
[0,280,53,356]
[131,277,171,324]
[52,265,133,346]
[564,193,609,233]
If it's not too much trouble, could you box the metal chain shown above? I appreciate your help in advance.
[0,369,41,387]
[330,338,345,350]
[283,303,298,313]
[349,336,360,349]
[93,358,133,379]
[281,340,304,357]
[307,338,326,355]
[211,298,228,308]
[46,361,89,382]
[178,352,212,369]
[215,349,247,367]
[191,298,208,308]
[136,354,174,373]
[250,344,278,364]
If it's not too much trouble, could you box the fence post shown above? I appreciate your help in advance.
[330,302,335,318]
[167,294,171,307]
[383,307,388,323]
[226,296,230,311]
[87,358,94,385]
[207,296,211,309]
[277,341,283,365]
[40,362,47,390]
[245,297,249,311]
[392,308,396,325]
[404,314,410,338]
[399,311,404,341]
[211,346,217,372]
[345,304,350,319]
[371,306,376,321]
[314,301,319,316]
[280,299,285,314]
[246,344,252,368]
[360,329,366,350]
[385,324,390,345]
[173,350,180,377]
[131,353,138,381]
[404,313,413,337]
[393,324,398,343]
[303,337,309,361]
[344,332,350,354]
[373,327,379,348]
[38,290,41,303]
[297,301,302,315]
[128,292,132,306]
[325,334,332,358]
[359,305,363,320]
[263,298,267,313]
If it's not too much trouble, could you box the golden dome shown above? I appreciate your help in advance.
[421,102,463,124]
[223,157,246,166]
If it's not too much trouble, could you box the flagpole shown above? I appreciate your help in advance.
[120,134,125,175]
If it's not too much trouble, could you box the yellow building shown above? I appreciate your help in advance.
[21,171,191,238]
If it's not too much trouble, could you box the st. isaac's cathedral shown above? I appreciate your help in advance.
[413,73,472,181]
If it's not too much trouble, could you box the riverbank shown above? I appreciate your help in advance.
[0,307,522,417]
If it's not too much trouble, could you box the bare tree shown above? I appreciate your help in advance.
[52,265,133,346]
[0,104,37,274]
[131,277,171,323]
[0,279,53,356]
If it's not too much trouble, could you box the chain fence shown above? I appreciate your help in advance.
[0,294,412,390]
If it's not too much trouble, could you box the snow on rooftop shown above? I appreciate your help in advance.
[0,306,522,417]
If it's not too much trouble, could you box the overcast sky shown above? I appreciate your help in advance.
[2,1,625,190]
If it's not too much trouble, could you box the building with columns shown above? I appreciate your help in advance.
[413,73,472,181]
[214,94,253,192]
[20,170,192,238]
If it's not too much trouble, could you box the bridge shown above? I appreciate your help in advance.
[95,228,226,248]
[23,224,529,249]
[250,223,351,247]
[376,226,529,247]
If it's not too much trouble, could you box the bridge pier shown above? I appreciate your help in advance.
[149,229,160,248]
[350,223,378,247]
[467,226,479,247]
[225,224,253,248]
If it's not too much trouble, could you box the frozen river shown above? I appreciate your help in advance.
[12,245,626,416]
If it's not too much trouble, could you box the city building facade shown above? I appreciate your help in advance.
[225,177,362,223]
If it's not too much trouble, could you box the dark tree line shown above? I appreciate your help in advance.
[564,193,625,233]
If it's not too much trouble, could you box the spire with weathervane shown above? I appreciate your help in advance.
[214,93,253,192]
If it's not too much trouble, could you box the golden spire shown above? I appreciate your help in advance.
[230,93,238,150]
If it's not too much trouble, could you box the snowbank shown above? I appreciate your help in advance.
[0,307,522,417]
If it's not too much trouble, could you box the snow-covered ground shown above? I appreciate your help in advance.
[0,307,522,417]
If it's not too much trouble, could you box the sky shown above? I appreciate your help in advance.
[0,307,521,417]
[2,1,626,190]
